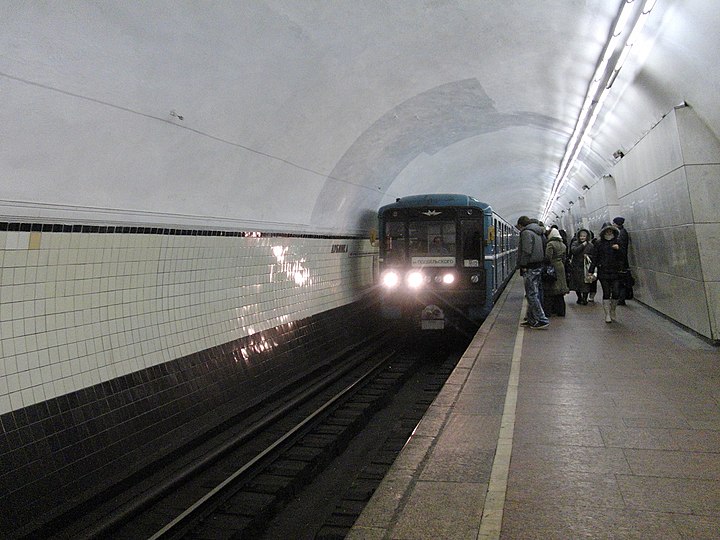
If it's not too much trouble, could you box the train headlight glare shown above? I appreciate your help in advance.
[470,274,480,284]
[407,271,424,289]
[382,271,400,288]
[442,273,455,284]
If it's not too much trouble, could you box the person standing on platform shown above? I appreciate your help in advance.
[544,227,570,316]
[516,216,550,329]
[568,228,593,305]
[587,222,625,323]
[613,217,632,304]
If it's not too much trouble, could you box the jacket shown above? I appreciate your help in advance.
[588,225,625,280]
[517,222,546,268]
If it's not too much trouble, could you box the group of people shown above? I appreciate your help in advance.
[516,215,631,328]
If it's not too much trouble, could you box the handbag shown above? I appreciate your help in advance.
[542,263,557,282]
[584,254,597,283]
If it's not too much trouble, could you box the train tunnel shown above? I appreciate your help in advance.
[1,0,719,535]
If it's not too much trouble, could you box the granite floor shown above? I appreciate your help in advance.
[349,275,720,539]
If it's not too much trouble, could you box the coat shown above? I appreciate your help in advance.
[568,230,593,292]
[517,222,546,268]
[588,236,625,280]
[545,237,569,295]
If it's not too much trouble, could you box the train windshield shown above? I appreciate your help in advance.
[460,220,484,260]
[383,221,406,263]
[408,221,455,256]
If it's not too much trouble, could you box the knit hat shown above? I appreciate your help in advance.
[613,216,625,226]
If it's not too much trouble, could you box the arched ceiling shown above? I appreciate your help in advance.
[2,0,718,233]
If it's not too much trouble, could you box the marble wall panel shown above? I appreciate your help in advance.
[686,164,720,224]
[676,106,720,165]
[695,223,720,282]
[704,281,720,339]
[631,225,702,280]
[634,267,711,338]
[614,112,684,198]
[620,167,692,232]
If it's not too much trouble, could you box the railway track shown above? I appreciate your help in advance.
[43,329,469,540]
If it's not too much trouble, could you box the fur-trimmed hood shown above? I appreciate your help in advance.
[600,222,619,238]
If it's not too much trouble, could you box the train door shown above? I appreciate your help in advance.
[493,218,499,292]
[501,223,506,279]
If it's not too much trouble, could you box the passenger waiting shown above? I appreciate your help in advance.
[543,228,569,316]
[568,229,594,305]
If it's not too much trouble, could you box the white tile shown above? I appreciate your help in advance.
[0,395,11,416]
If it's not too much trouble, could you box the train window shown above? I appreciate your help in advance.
[408,221,455,256]
[460,220,483,260]
[383,221,406,263]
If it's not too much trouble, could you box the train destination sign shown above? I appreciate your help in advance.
[411,256,456,267]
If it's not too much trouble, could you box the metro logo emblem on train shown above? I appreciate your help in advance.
[421,210,443,216]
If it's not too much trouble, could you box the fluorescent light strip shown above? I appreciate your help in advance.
[542,0,656,221]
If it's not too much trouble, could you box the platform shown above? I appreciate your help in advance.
[349,274,720,539]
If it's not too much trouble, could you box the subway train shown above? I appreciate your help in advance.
[377,194,518,331]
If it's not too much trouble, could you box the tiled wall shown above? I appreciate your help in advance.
[0,225,379,535]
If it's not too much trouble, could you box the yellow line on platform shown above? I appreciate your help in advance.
[477,299,525,540]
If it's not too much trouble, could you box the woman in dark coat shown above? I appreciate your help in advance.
[544,228,570,316]
[568,229,593,304]
[587,222,626,323]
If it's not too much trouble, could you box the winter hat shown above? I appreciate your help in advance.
[613,216,625,226]
[547,228,562,240]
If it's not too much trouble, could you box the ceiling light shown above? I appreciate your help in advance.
[542,0,657,221]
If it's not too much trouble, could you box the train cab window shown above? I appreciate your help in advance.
[408,221,455,256]
[383,221,406,263]
[461,220,483,261]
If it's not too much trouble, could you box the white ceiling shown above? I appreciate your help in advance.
[1,0,718,233]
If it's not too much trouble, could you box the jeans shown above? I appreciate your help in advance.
[524,267,550,324]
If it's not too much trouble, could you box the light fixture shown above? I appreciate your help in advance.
[382,271,400,288]
[407,271,424,289]
[542,0,657,221]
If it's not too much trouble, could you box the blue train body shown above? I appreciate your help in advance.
[378,194,517,330]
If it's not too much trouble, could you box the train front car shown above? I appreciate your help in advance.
[378,194,497,331]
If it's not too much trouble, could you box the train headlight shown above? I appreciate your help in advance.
[442,273,455,284]
[382,271,400,288]
[470,274,481,284]
[406,271,424,289]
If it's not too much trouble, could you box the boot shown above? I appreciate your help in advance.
[603,300,612,323]
[610,299,617,321]
[588,292,595,303]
